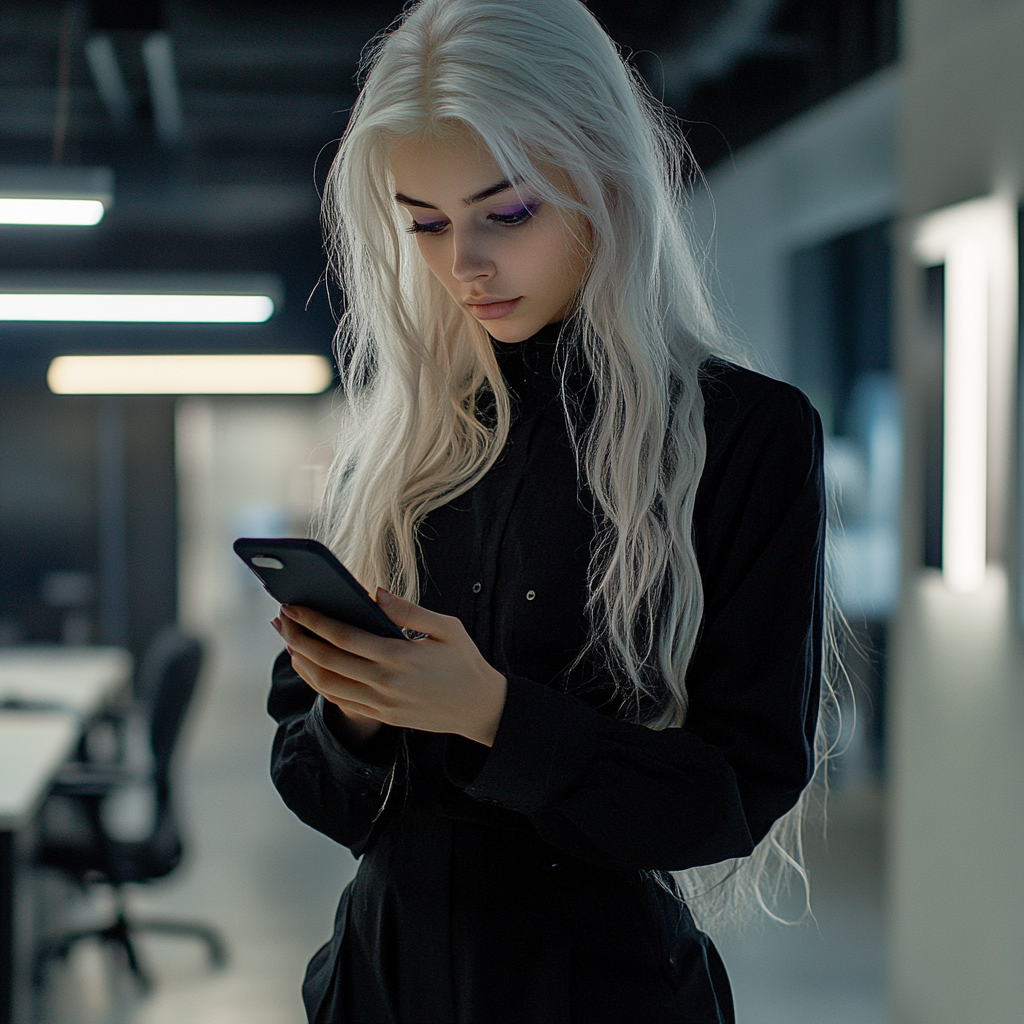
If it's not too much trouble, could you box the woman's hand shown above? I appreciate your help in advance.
[274,590,508,747]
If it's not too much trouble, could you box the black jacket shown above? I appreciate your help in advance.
[268,326,825,1023]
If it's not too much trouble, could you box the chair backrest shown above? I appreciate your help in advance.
[133,626,204,789]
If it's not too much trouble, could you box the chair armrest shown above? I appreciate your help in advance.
[50,762,138,797]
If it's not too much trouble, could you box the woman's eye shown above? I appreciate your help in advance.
[487,202,538,226]
[407,219,448,235]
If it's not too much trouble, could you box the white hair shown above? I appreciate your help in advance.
[315,0,837,931]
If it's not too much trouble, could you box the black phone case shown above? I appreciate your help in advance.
[232,537,405,640]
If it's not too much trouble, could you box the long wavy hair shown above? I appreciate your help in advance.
[316,0,836,930]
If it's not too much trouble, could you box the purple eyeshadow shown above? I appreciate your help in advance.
[493,202,534,217]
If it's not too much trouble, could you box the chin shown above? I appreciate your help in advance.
[485,315,546,345]
[487,327,530,344]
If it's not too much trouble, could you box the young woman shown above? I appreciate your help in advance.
[270,1,826,1021]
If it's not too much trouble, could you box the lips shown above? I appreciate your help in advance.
[465,297,521,320]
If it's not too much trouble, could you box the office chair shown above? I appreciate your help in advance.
[33,626,227,990]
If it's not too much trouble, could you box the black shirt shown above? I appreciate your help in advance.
[268,323,825,1023]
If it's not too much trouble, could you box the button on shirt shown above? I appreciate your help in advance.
[417,329,597,694]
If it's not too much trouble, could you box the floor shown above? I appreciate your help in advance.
[33,591,889,1023]
[716,787,889,1024]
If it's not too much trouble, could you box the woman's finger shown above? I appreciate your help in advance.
[278,613,385,686]
[288,648,381,717]
[375,589,461,640]
[281,604,398,660]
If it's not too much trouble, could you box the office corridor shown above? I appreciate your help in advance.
[36,591,888,1024]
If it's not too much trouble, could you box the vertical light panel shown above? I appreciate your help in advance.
[942,238,989,592]
[914,194,1018,595]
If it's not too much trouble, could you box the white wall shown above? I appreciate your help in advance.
[889,3,1024,1022]
[176,396,336,633]
[696,67,898,379]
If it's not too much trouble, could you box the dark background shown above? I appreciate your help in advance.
[0,0,897,657]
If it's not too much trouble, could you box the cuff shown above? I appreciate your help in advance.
[451,674,605,814]
[309,695,400,781]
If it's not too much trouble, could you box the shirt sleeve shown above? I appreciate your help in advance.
[268,650,401,856]
[445,376,825,872]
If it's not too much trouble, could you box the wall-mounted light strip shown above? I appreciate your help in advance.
[0,272,282,324]
[0,293,274,323]
[913,194,1019,594]
[48,354,332,395]
[942,237,990,592]
[0,166,113,226]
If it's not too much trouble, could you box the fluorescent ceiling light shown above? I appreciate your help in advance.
[48,355,333,395]
[0,272,281,323]
[1,293,274,323]
[0,166,113,226]
[0,198,105,226]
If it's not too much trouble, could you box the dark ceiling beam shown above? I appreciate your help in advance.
[89,0,164,34]
[656,0,799,109]
[182,91,351,141]
[176,42,363,76]
[0,87,349,144]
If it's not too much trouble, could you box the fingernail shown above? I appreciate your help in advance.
[285,644,294,655]
[281,605,295,618]
[271,618,281,632]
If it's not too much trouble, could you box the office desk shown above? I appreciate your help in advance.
[0,647,132,1024]
[0,647,133,717]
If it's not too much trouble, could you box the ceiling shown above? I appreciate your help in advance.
[0,0,896,378]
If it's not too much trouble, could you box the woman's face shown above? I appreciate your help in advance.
[390,132,591,343]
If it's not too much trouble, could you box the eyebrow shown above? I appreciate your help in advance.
[394,179,514,211]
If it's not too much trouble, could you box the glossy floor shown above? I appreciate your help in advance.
[34,600,888,1023]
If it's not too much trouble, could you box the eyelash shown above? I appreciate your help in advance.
[406,203,538,234]
[406,220,446,235]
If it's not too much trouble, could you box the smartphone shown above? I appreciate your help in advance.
[233,537,406,641]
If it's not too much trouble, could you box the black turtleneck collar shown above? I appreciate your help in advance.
[489,320,566,409]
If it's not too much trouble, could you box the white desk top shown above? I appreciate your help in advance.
[0,646,133,830]
[0,646,133,715]
[0,713,80,829]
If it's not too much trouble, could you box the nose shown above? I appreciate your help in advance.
[450,229,495,283]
